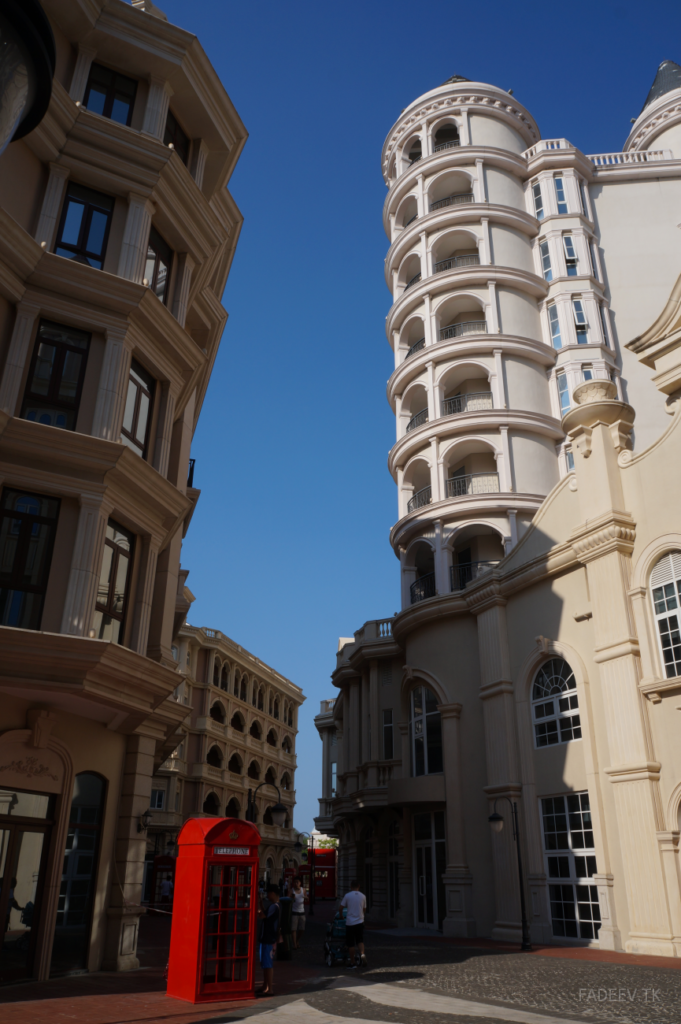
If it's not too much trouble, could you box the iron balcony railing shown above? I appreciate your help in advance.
[406,408,428,433]
[405,272,422,290]
[410,572,436,604]
[446,472,500,498]
[442,392,493,416]
[433,139,461,153]
[450,561,499,591]
[439,320,487,340]
[434,254,480,274]
[406,337,425,359]
[430,192,474,212]
[404,213,418,227]
[407,485,432,514]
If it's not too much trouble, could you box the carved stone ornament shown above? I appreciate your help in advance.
[0,755,58,782]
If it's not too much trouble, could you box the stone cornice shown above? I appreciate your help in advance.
[604,761,661,783]
[179,625,304,701]
[569,510,636,565]
[392,590,468,644]
[464,579,507,615]
[390,492,543,550]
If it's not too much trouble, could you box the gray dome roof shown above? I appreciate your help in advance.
[642,60,681,112]
[440,75,470,86]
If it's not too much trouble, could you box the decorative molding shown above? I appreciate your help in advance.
[570,511,636,564]
[0,756,58,781]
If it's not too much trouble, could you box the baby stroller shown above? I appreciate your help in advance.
[323,906,348,967]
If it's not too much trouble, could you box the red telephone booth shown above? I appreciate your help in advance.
[167,817,261,1003]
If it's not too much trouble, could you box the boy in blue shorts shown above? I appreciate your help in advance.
[258,884,281,995]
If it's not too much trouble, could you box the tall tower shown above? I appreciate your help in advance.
[383,78,618,607]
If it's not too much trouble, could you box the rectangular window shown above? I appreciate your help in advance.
[554,176,568,214]
[164,109,190,165]
[563,236,578,276]
[582,364,593,381]
[121,360,154,456]
[92,519,134,644]
[541,793,601,940]
[566,448,575,472]
[557,371,570,414]
[539,240,552,281]
[150,789,165,810]
[143,227,173,304]
[55,183,114,270]
[572,299,588,343]
[599,304,610,345]
[0,489,60,630]
[21,320,91,431]
[330,762,337,797]
[532,181,544,220]
[579,182,589,218]
[548,304,562,349]
[589,243,599,281]
[383,709,394,760]
[83,63,137,127]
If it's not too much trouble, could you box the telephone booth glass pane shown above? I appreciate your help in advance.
[203,863,252,986]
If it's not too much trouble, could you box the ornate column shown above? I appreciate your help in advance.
[128,536,159,656]
[117,194,155,283]
[438,702,476,935]
[141,78,173,140]
[91,327,130,441]
[0,301,40,415]
[171,252,195,328]
[151,382,177,478]
[190,139,209,189]
[35,163,70,248]
[60,493,111,636]
[69,45,96,102]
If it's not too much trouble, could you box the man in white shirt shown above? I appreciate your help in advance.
[340,880,367,968]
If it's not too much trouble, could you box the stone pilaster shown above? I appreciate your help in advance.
[60,494,112,636]
[0,301,40,416]
[171,252,195,328]
[91,327,130,441]
[438,702,476,936]
[69,45,96,102]
[117,194,155,283]
[35,163,70,248]
[141,77,173,140]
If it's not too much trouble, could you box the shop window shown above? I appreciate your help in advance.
[121,360,154,456]
[409,685,443,777]
[0,489,60,630]
[164,109,190,164]
[541,792,600,939]
[21,320,91,431]
[84,63,137,126]
[532,658,581,747]
[650,552,681,678]
[92,519,134,643]
[143,227,173,304]
[55,184,114,269]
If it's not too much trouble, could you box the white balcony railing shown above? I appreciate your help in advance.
[589,149,673,166]
[446,472,500,498]
[524,139,573,159]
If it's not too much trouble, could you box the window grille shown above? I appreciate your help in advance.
[650,552,681,678]
[532,658,581,747]
[541,793,601,940]
[409,685,442,776]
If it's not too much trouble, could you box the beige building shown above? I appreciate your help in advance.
[316,64,681,956]
[147,622,304,884]
[0,0,246,982]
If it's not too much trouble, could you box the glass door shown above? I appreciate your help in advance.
[413,811,447,930]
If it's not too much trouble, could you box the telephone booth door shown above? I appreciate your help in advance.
[167,817,261,1004]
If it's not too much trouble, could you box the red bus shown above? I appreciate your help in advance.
[284,848,336,900]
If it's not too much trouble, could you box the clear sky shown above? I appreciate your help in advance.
[159,0,681,833]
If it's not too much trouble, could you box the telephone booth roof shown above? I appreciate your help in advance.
[177,817,261,848]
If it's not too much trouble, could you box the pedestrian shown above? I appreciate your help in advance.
[341,879,367,968]
[257,883,282,995]
[290,876,307,949]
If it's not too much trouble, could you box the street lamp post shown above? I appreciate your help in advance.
[488,797,532,951]
[293,831,315,916]
[245,781,287,828]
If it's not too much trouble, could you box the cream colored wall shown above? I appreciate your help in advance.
[646,122,681,155]
[510,433,560,494]
[469,114,526,154]
[490,225,534,273]
[504,357,552,415]
[497,288,543,340]
[485,167,525,208]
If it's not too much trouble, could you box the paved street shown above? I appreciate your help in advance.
[0,906,679,1024]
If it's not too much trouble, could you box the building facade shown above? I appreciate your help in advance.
[0,0,246,981]
[147,623,304,884]
[316,65,681,956]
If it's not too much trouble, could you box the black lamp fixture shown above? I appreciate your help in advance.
[488,797,532,951]
[293,831,316,916]
[138,809,153,833]
[0,1,56,157]
[245,781,287,829]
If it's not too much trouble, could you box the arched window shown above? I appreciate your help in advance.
[248,760,260,780]
[234,672,240,697]
[230,712,244,732]
[240,678,247,702]
[288,708,293,726]
[252,685,258,707]
[203,792,220,815]
[266,729,277,747]
[409,685,443,776]
[281,772,291,790]
[250,720,262,740]
[226,797,240,818]
[258,687,264,711]
[282,736,292,754]
[263,806,274,826]
[213,661,220,686]
[209,702,225,723]
[206,745,222,768]
[650,552,681,678]
[532,658,581,747]
[228,753,242,775]
[265,766,276,785]
[220,664,229,691]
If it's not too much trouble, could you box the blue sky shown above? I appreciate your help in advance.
[160,0,681,833]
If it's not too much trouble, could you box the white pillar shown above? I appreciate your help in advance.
[91,327,131,441]
[60,494,111,636]
[433,519,448,595]
[152,383,177,478]
[69,45,96,103]
[429,436,441,501]
[475,159,486,202]
[419,231,428,279]
[190,139,209,189]
[416,173,425,218]
[117,194,155,283]
[493,349,506,408]
[508,508,518,548]
[480,217,492,265]
[0,301,40,416]
[419,121,429,158]
[142,78,173,140]
[424,293,435,347]
[171,253,195,328]
[426,360,436,422]
[487,280,500,333]
[499,425,513,491]
[459,108,470,146]
[129,537,160,656]
[35,164,70,248]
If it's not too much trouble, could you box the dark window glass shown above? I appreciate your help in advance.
[0,489,60,630]
[164,109,190,165]
[55,184,114,270]
[21,320,91,431]
[410,685,442,777]
[92,520,134,644]
[83,63,137,127]
[143,227,173,304]
[383,709,393,760]
[121,360,154,456]
[51,773,105,976]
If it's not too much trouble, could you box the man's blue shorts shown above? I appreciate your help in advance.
[259,943,274,969]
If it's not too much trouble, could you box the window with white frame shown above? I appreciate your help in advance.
[548,304,562,349]
[589,243,599,281]
[563,236,578,276]
[150,789,165,810]
[532,657,581,746]
[599,304,610,345]
[582,364,593,381]
[556,371,570,414]
[579,182,589,218]
[539,240,552,281]
[650,551,681,678]
[541,793,601,940]
[565,447,575,471]
[532,181,544,220]
[572,299,588,342]
[554,176,568,214]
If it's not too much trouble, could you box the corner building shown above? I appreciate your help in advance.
[316,67,681,956]
[0,0,245,981]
